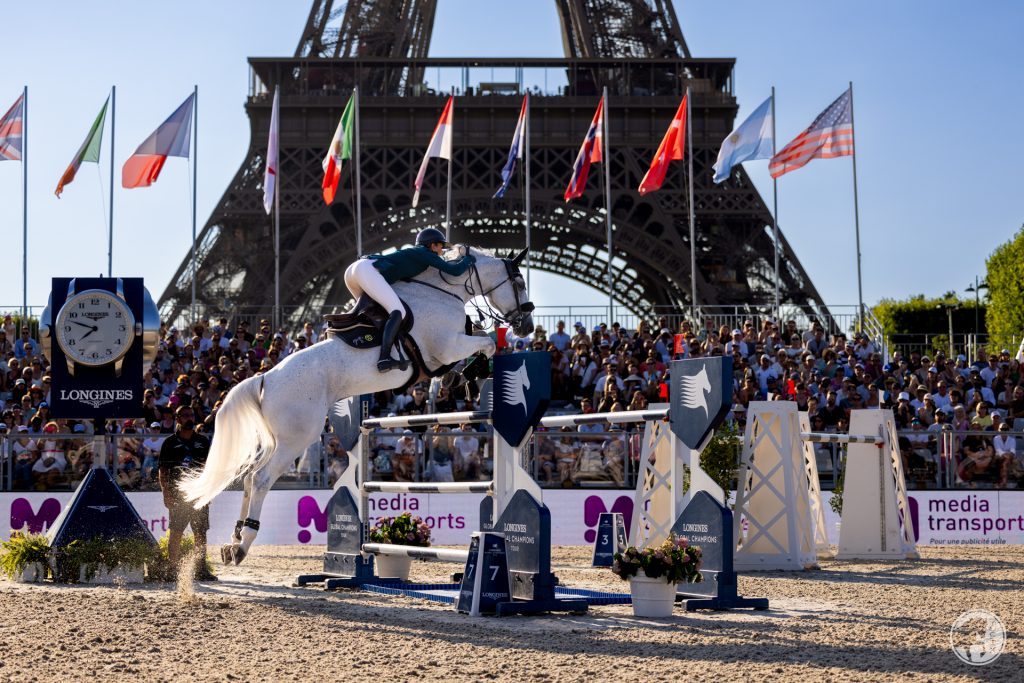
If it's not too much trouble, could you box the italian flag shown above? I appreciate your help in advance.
[55,97,108,197]
[321,93,355,205]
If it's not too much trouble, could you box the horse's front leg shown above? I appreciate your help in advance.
[441,333,496,365]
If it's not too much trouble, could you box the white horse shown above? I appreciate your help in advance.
[179,246,534,564]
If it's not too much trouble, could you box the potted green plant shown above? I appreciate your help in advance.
[367,512,432,581]
[0,531,51,583]
[151,531,215,581]
[58,536,156,584]
[611,534,703,617]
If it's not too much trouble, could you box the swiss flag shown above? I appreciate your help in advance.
[637,92,687,195]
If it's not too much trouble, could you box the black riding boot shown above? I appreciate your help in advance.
[377,311,410,372]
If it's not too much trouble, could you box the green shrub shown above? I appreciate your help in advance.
[0,531,51,579]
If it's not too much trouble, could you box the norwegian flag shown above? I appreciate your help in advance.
[412,95,453,207]
[770,87,854,178]
[564,98,604,202]
[0,94,25,162]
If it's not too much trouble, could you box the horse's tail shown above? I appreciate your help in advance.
[178,374,276,508]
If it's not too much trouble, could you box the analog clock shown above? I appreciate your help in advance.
[55,288,136,375]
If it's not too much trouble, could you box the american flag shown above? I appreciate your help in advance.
[769,88,853,178]
[0,94,25,162]
[564,98,604,202]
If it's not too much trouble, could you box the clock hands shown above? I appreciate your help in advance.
[69,320,94,329]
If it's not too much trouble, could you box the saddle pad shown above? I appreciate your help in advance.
[329,322,382,349]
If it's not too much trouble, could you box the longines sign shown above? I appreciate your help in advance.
[58,389,136,409]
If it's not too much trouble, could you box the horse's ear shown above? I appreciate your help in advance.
[511,248,528,266]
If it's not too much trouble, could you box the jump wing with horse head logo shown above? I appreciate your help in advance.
[669,356,734,451]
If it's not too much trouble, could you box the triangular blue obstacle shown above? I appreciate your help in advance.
[47,468,156,549]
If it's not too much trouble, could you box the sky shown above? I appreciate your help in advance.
[0,1,1021,318]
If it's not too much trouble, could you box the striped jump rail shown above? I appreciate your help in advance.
[362,543,470,564]
[800,432,883,445]
[361,481,494,494]
[539,408,669,429]
[361,410,491,432]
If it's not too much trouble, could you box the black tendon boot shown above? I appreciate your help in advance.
[377,311,410,372]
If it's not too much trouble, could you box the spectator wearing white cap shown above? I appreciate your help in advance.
[725,330,749,358]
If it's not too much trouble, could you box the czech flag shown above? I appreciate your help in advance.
[412,95,453,207]
[564,98,603,202]
[122,93,194,189]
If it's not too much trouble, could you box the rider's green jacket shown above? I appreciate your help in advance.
[367,245,475,284]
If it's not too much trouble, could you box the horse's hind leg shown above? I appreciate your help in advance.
[233,473,254,543]
[221,445,293,565]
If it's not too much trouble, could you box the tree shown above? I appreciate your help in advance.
[986,224,1024,342]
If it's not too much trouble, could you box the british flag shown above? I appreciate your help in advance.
[0,94,25,162]
[769,88,853,179]
[564,98,604,202]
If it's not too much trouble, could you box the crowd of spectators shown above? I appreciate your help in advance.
[3,309,1023,492]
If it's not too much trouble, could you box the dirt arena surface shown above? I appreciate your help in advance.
[0,544,1019,682]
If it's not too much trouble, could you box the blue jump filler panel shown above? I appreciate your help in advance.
[673,491,768,611]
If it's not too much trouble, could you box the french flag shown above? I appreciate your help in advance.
[412,95,453,207]
[494,93,528,199]
[122,93,195,189]
[564,97,604,202]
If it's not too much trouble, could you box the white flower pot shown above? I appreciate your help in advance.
[14,561,46,583]
[374,553,412,581]
[80,564,145,584]
[629,574,677,618]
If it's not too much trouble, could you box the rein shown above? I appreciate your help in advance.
[407,254,532,331]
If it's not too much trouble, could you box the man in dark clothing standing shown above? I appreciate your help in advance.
[158,406,216,580]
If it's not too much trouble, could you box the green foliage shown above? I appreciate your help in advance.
[697,422,742,494]
[56,535,157,582]
[611,534,704,584]
[872,294,983,336]
[830,454,846,516]
[369,512,432,547]
[153,531,214,575]
[985,226,1024,342]
[0,531,51,578]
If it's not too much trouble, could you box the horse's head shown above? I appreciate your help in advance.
[466,247,535,337]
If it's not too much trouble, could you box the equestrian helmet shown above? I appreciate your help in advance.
[416,227,447,247]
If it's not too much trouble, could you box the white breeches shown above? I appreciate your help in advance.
[344,259,404,316]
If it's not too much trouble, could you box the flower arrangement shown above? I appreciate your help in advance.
[55,535,157,582]
[368,512,431,547]
[0,531,51,580]
[611,534,704,584]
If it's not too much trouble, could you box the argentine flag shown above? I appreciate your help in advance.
[712,96,774,184]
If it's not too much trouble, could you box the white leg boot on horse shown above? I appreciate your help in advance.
[177,247,534,565]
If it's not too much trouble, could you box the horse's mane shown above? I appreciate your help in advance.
[442,245,497,261]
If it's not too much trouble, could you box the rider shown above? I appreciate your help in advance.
[344,227,476,372]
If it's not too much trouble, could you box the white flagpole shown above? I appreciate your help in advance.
[190,85,198,324]
[21,86,27,323]
[849,81,864,330]
[446,93,454,242]
[108,85,116,277]
[602,87,613,324]
[771,86,780,319]
[524,92,532,289]
[354,87,363,257]
[686,86,697,321]
[273,86,281,331]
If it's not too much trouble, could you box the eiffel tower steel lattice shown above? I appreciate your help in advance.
[159,0,827,325]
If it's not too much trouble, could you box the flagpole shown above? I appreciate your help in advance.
[601,87,613,324]
[524,92,532,289]
[21,86,27,323]
[190,85,198,324]
[771,86,780,319]
[108,85,116,277]
[354,86,363,257]
[274,86,281,331]
[849,81,864,331]
[686,86,697,321]
[444,89,452,241]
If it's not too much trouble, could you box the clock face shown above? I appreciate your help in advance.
[56,290,135,367]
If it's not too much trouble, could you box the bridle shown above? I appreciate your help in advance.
[408,252,535,331]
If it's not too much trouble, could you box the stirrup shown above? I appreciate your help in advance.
[378,356,410,372]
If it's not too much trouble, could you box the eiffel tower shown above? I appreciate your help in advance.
[158,0,827,324]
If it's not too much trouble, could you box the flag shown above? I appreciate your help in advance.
[55,97,109,197]
[712,95,773,184]
[564,98,604,202]
[494,94,528,199]
[412,95,453,207]
[769,88,853,179]
[638,93,687,195]
[0,94,25,162]
[122,93,195,189]
[263,88,280,214]
[322,92,355,205]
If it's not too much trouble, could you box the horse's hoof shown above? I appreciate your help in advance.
[220,545,235,565]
